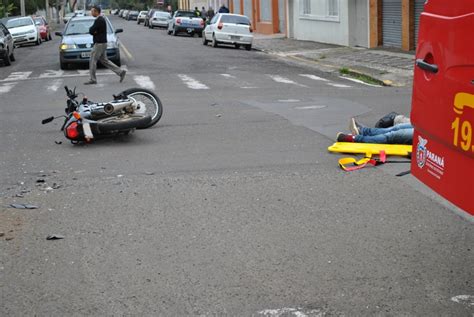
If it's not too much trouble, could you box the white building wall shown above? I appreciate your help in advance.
[291,0,350,46]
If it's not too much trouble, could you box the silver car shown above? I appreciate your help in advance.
[0,21,15,66]
[150,11,171,29]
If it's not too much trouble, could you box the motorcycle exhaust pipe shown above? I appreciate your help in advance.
[102,100,134,115]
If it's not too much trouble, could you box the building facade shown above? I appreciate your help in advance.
[179,0,425,51]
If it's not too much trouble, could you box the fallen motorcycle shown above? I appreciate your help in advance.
[42,86,163,144]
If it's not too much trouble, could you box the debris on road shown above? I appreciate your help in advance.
[55,141,62,145]
[36,179,46,183]
[46,234,65,240]
[10,203,39,209]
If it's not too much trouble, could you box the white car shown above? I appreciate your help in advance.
[63,12,75,24]
[5,16,41,46]
[149,11,171,28]
[202,13,253,50]
[137,11,148,24]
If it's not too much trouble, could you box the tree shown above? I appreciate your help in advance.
[0,1,16,17]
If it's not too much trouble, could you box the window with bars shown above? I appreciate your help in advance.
[327,0,338,17]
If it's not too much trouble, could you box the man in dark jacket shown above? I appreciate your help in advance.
[85,5,126,85]
[218,4,229,13]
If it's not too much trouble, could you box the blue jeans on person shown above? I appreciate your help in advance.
[354,123,413,144]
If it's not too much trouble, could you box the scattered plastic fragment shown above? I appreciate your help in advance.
[10,203,39,209]
[46,234,65,240]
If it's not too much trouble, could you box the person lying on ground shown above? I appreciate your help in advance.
[336,118,413,145]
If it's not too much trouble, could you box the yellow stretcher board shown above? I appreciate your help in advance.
[328,142,412,157]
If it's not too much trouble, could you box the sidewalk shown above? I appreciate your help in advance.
[253,34,415,87]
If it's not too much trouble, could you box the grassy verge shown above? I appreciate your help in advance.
[339,67,386,86]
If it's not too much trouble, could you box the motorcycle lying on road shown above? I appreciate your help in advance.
[42,86,163,144]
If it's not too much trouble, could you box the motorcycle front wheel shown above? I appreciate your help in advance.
[97,114,152,132]
[120,88,163,129]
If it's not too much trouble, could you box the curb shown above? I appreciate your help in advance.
[254,46,408,87]
[338,68,389,87]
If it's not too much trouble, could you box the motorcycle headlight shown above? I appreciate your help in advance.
[28,29,36,34]
[60,44,77,50]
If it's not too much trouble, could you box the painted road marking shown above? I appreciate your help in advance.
[278,99,300,103]
[451,295,474,306]
[0,82,17,94]
[120,43,134,61]
[3,71,32,82]
[47,79,63,92]
[0,67,131,83]
[299,74,328,82]
[268,75,308,87]
[259,307,324,317]
[133,75,155,90]
[327,82,351,88]
[177,74,209,90]
[39,70,64,78]
[339,76,381,87]
[294,105,327,110]
[221,73,257,89]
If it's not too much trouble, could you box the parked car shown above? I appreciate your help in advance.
[111,9,120,15]
[137,11,147,24]
[121,10,129,18]
[144,9,156,27]
[55,16,123,70]
[203,13,253,50]
[74,10,85,17]
[118,9,124,16]
[149,11,171,28]
[33,16,52,41]
[167,10,204,37]
[0,21,15,66]
[5,16,41,46]
[63,12,75,24]
[127,10,139,21]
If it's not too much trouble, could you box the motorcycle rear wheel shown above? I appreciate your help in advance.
[97,114,152,132]
[119,88,163,129]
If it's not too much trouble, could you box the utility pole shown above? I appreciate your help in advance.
[45,0,50,20]
[20,0,25,16]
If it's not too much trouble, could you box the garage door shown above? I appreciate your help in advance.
[414,0,425,47]
[382,0,402,47]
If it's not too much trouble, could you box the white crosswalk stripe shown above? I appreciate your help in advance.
[133,75,155,90]
[3,71,32,82]
[0,69,372,96]
[0,82,17,94]
[299,74,328,82]
[267,75,308,87]
[47,79,63,92]
[327,82,351,88]
[177,74,209,90]
[39,70,65,78]
[220,73,257,89]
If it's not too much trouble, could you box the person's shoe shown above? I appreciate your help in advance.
[119,70,126,83]
[349,117,364,135]
[336,132,355,142]
[84,80,97,85]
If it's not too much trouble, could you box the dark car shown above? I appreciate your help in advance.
[55,16,123,70]
[127,10,139,21]
[0,21,15,66]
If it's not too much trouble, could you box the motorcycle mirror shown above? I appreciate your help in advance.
[42,116,55,124]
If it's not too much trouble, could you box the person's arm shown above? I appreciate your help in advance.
[89,18,98,35]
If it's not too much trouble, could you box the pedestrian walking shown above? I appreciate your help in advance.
[194,7,201,17]
[218,4,229,13]
[207,7,215,20]
[201,6,207,21]
[85,5,126,85]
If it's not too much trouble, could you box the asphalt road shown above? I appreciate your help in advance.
[0,16,473,316]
